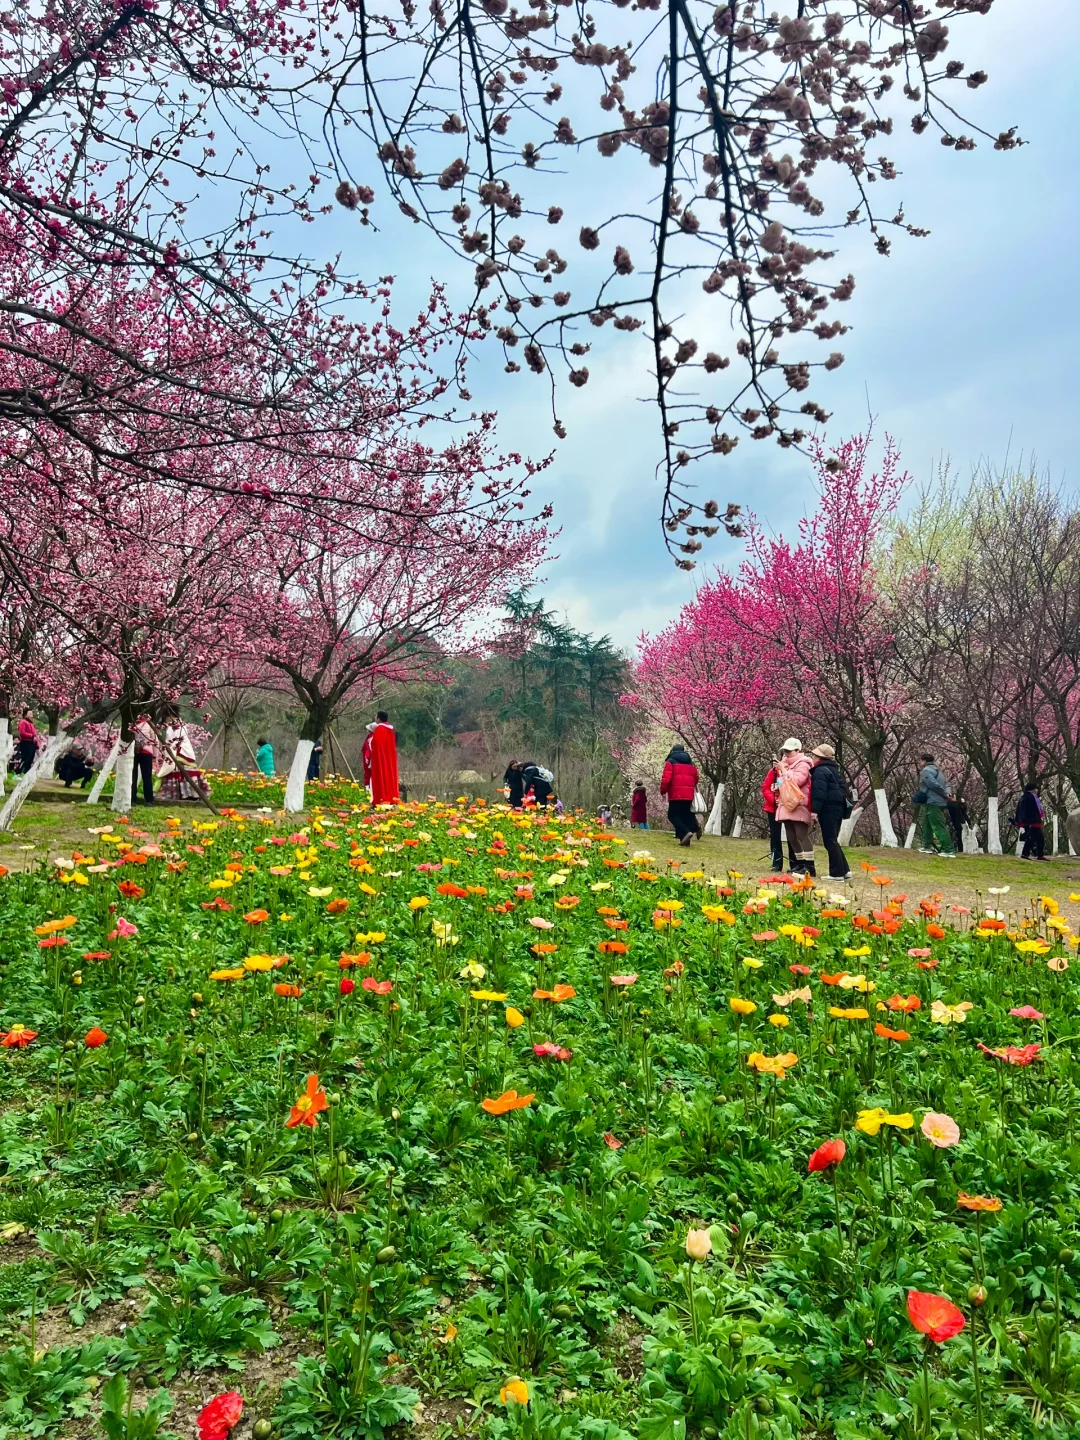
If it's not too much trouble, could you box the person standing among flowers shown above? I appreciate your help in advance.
[761,756,790,872]
[363,711,400,805]
[629,779,649,830]
[916,753,957,857]
[503,760,525,809]
[776,738,815,876]
[131,715,156,805]
[660,744,700,847]
[1015,783,1046,860]
[256,737,275,777]
[809,744,850,881]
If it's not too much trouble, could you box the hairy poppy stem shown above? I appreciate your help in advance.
[970,1307,985,1440]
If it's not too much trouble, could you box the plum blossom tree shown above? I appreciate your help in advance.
[624,574,782,833]
[741,432,916,844]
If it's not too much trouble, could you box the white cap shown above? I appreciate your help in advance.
[780,737,803,752]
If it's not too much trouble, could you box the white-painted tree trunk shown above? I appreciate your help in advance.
[703,783,725,836]
[1068,808,1079,856]
[986,796,1002,855]
[838,806,863,847]
[1053,814,1060,857]
[731,813,743,838]
[0,734,71,830]
[111,742,135,815]
[0,718,10,798]
[962,824,980,854]
[904,823,916,849]
[86,740,119,804]
[283,738,315,814]
[873,788,899,847]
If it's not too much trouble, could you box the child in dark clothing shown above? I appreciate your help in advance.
[629,781,649,830]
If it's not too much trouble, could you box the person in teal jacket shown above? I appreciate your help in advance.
[256,737,275,777]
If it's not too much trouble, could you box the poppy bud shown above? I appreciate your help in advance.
[64,1039,76,1050]
[197,1283,212,1298]
[254,1422,274,1440]
[270,1209,284,1222]
[375,1245,397,1264]
[339,977,356,996]
[729,1331,744,1348]
[187,1132,199,1142]
[1060,1249,1075,1266]
[968,1285,988,1307]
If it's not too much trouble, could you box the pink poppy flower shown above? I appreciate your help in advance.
[921,1112,960,1148]
[528,916,556,930]
[1009,1005,1044,1021]
[907,948,931,959]
[609,973,638,987]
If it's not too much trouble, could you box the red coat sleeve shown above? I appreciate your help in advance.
[659,762,673,797]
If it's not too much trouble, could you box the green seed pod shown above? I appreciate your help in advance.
[752,1397,773,1416]
[553,1303,574,1320]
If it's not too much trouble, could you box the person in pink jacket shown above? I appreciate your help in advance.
[775,737,815,877]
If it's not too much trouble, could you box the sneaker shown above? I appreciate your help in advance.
[679,833,692,847]
[827,873,850,882]
[917,848,934,855]
[940,852,957,859]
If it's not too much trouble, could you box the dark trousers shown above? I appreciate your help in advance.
[16,738,37,773]
[766,811,793,870]
[1021,825,1045,859]
[818,810,849,878]
[667,800,699,840]
[132,751,155,804]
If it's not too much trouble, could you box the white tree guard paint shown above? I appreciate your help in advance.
[284,738,315,813]
[111,743,135,814]
[1053,814,1060,857]
[962,824,980,854]
[986,796,1002,855]
[0,734,71,830]
[837,805,863,847]
[874,788,899,847]
[904,823,916,849]
[86,739,119,804]
[0,718,9,798]
[731,814,743,838]
[703,783,725,836]
[1067,809,1079,856]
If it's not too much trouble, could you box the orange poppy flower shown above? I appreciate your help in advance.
[888,994,921,1012]
[274,982,303,998]
[117,880,145,898]
[531,942,559,955]
[602,858,625,868]
[244,909,270,925]
[871,876,892,887]
[436,882,469,898]
[907,1291,965,1343]
[533,984,576,1003]
[957,1193,1002,1213]
[604,917,630,930]
[481,1089,536,1115]
[598,940,629,955]
[874,1023,910,1042]
[819,908,847,919]
[326,898,350,914]
[554,896,580,910]
[84,1026,108,1048]
[596,906,621,916]
[820,972,847,986]
[925,924,946,940]
[286,1073,328,1127]
[977,917,1007,933]
[1,1024,38,1048]
[852,915,871,931]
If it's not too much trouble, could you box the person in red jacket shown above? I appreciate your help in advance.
[761,759,793,873]
[629,780,649,829]
[659,745,700,846]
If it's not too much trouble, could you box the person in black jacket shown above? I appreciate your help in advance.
[1015,783,1046,860]
[810,744,850,880]
[521,762,553,807]
[503,760,525,809]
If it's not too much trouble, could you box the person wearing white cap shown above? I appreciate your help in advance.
[775,738,816,876]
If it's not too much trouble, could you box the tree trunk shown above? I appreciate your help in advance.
[731,813,743,838]
[0,717,10,799]
[904,823,916,849]
[1053,814,1060,856]
[985,796,1002,855]
[703,782,725,836]
[0,734,72,830]
[111,709,135,815]
[284,739,315,813]
[873,789,899,847]
[1067,809,1079,856]
[838,806,863,846]
[87,740,119,804]
[222,724,232,771]
[962,823,980,854]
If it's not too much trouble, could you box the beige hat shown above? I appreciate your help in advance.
[780,737,803,752]
[811,744,835,759]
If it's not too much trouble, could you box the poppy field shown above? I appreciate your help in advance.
[2,802,1080,1440]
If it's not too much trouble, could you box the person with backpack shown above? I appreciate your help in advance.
[776,738,815,876]
[1015,783,1046,860]
[809,744,851,881]
[522,761,554,807]
[915,753,957,857]
[659,744,700,846]
[761,758,791,872]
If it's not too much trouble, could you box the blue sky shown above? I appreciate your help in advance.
[282,0,1080,652]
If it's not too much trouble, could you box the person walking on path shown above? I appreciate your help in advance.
[809,744,850,880]
[916,753,957,857]
[15,708,38,774]
[660,744,700,847]
[629,780,649,830]
[776,738,815,876]
[761,758,792,872]
[503,760,525,809]
[1015,783,1046,860]
[362,711,400,805]
[256,737,275,777]
[131,715,156,805]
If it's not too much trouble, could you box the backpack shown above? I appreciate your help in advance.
[535,766,554,784]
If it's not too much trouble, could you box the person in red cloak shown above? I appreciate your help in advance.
[362,711,399,805]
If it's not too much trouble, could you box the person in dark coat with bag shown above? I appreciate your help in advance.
[629,780,649,829]
[1015,783,1046,860]
[503,760,525,809]
[809,744,851,881]
[660,745,700,846]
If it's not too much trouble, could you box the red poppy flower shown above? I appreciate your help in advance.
[977,1041,1040,1067]
[807,1138,846,1173]
[84,1027,108,1049]
[789,963,811,976]
[906,1290,965,1343]
[286,1074,328,1128]
[340,977,356,996]
[117,880,144,898]
[603,1132,623,1149]
[201,898,233,912]
[361,977,393,995]
[37,935,69,949]
[533,1042,573,1061]
[436,882,469,898]
[197,1392,244,1440]
[81,951,111,961]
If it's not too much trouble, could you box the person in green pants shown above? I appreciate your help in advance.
[917,753,956,857]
